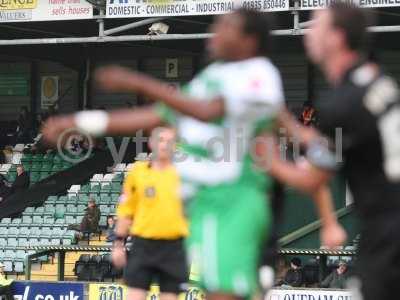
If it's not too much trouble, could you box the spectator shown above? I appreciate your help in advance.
[68,199,100,237]
[10,165,30,194]
[299,101,317,127]
[279,257,304,287]
[105,215,116,242]
[16,106,34,143]
[0,175,11,202]
[321,261,348,289]
[0,262,13,300]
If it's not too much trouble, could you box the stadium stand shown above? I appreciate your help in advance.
[0,147,128,280]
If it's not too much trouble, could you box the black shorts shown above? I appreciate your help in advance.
[355,217,400,300]
[124,236,189,294]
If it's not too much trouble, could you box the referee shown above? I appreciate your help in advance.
[112,127,189,300]
[269,3,400,300]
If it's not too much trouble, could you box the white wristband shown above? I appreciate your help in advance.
[75,110,109,137]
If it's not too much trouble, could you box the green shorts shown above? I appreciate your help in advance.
[186,182,271,297]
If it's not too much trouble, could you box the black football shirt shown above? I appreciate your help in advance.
[316,60,400,220]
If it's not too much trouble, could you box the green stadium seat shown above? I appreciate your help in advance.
[111,193,120,202]
[99,205,110,215]
[80,185,90,194]
[55,219,65,225]
[52,164,63,172]
[111,182,122,193]
[18,238,29,247]
[28,238,39,246]
[52,228,64,239]
[76,215,84,224]
[19,227,30,238]
[31,163,42,172]
[57,196,68,204]
[0,228,8,237]
[41,163,52,172]
[32,207,44,216]
[24,164,32,171]
[0,239,6,247]
[91,183,101,193]
[1,218,11,225]
[14,261,25,273]
[77,205,86,212]
[68,195,78,204]
[44,217,55,225]
[7,238,17,247]
[32,216,43,225]
[31,154,44,162]
[78,194,89,203]
[22,216,32,225]
[29,228,41,239]
[112,173,124,182]
[99,195,111,205]
[3,249,15,260]
[65,216,76,224]
[8,227,19,237]
[47,196,58,204]
[21,154,33,163]
[12,218,22,225]
[66,205,77,214]
[54,206,65,219]
[43,153,55,160]
[30,172,40,183]
[99,216,107,227]
[44,204,55,214]
[41,228,52,239]
[7,173,16,182]
[100,186,111,195]
[39,172,50,180]
[3,261,13,273]
[53,155,63,164]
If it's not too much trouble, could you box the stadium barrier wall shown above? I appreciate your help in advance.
[6,281,352,300]
[266,288,352,300]
[8,281,204,300]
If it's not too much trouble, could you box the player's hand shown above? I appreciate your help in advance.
[259,265,275,290]
[112,244,127,269]
[320,222,347,249]
[41,115,76,147]
[95,65,143,93]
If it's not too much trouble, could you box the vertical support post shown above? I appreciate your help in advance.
[98,10,105,38]
[25,255,32,280]
[58,251,66,281]
[30,61,38,116]
[319,254,328,282]
[293,0,300,34]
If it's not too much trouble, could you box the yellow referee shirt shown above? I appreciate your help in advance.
[116,161,188,240]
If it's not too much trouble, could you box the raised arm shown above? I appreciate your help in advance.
[277,108,320,146]
[42,106,162,145]
[255,134,346,248]
[95,66,225,122]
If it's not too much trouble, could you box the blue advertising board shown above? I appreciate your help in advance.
[11,282,84,300]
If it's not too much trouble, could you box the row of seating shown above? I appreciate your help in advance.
[0,250,36,273]
[0,214,79,225]
[21,153,85,164]
[75,254,122,282]
[45,194,120,205]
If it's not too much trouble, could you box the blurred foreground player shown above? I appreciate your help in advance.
[266,4,400,300]
[42,9,344,300]
[113,127,189,300]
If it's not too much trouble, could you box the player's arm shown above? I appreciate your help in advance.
[95,66,225,122]
[42,106,163,145]
[313,185,347,248]
[277,108,319,146]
